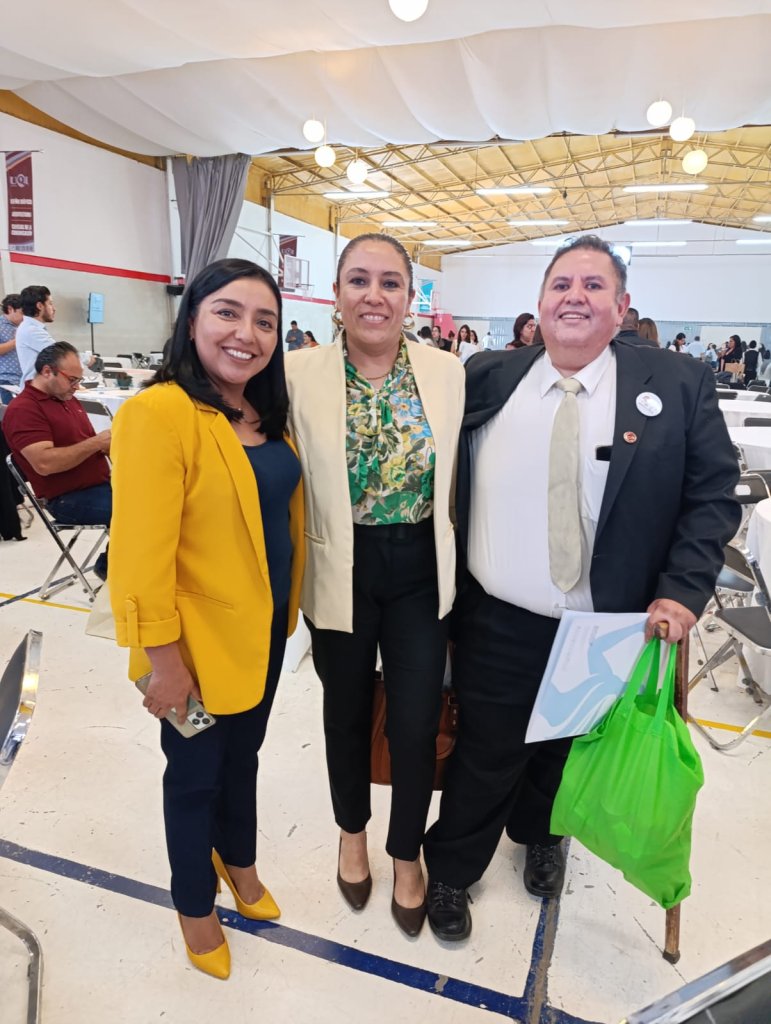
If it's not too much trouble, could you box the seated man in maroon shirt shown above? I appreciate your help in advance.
[2,341,112,579]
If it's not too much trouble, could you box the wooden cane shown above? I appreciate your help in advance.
[653,620,686,964]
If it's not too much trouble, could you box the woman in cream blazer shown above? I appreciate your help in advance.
[110,259,304,980]
[286,233,464,938]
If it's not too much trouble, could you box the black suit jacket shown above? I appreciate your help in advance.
[456,340,741,618]
[616,328,658,349]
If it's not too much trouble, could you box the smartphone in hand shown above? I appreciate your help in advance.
[135,673,217,739]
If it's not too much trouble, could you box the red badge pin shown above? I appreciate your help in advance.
[623,431,637,444]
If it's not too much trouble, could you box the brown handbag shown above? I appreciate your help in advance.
[370,671,459,790]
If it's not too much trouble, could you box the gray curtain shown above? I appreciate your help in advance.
[172,153,251,281]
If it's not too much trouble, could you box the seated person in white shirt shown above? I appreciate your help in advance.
[16,285,56,383]
[422,235,740,941]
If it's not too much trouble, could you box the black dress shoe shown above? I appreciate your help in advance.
[336,839,372,911]
[523,841,565,898]
[426,879,471,941]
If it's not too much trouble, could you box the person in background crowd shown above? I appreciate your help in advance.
[432,325,452,353]
[16,285,56,383]
[303,330,320,348]
[616,307,657,348]
[423,234,740,942]
[448,330,457,354]
[109,258,305,979]
[637,317,659,346]
[685,334,705,359]
[512,313,537,348]
[3,341,111,578]
[718,335,742,372]
[0,293,23,403]
[285,320,304,351]
[470,330,479,345]
[458,327,480,365]
[669,333,686,353]
[482,329,495,350]
[286,233,465,938]
[743,340,760,386]
[418,326,437,346]
[704,343,719,370]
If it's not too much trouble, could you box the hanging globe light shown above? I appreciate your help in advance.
[314,144,336,168]
[302,119,325,144]
[388,0,429,22]
[346,158,368,185]
[646,100,672,127]
[682,149,708,175]
[669,116,696,142]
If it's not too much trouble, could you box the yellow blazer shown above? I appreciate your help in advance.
[286,338,465,632]
[108,382,305,715]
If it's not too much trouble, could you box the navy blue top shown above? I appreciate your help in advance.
[242,439,301,610]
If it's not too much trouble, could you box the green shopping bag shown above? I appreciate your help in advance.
[551,637,704,908]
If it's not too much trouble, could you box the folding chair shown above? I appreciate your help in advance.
[752,393,771,403]
[0,630,43,1024]
[5,455,107,602]
[716,389,737,399]
[77,398,113,433]
[747,382,768,392]
[743,417,771,426]
[688,544,771,751]
[623,937,771,1023]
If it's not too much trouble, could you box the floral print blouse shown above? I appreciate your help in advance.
[344,341,436,525]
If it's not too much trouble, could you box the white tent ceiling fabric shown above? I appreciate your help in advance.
[2,3,771,156]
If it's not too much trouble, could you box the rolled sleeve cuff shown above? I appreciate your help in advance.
[114,595,181,649]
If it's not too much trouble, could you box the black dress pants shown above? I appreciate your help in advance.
[160,605,288,917]
[306,520,449,862]
[423,575,571,889]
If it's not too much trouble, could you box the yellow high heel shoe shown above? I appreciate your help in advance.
[212,850,281,920]
[177,914,231,980]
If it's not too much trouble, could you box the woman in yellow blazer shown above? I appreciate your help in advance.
[109,259,304,980]
[286,234,464,937]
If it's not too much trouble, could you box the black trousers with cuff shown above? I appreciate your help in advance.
[160,605,288,918]
[423,574,571,890]
[306,519,449,862]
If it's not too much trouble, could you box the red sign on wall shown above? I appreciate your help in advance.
[6,151,34,252]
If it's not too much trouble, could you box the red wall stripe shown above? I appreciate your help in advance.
[281,291,334,306]
[8,252,170,283]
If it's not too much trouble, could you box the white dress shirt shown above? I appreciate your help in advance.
[468,346,617,618]
[16,317,55,382]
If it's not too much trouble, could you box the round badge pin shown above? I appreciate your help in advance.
[623,431,637,444]
[636,392,663,417]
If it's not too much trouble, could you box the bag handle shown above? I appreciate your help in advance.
[619,637,677,718]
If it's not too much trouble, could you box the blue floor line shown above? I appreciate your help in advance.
[0,838,602,1023]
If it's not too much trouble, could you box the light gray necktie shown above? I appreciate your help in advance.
[548,377,583,593]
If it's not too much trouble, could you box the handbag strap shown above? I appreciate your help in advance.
[653,641,678,727]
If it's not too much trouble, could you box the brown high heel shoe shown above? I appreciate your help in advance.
[336,837,372,910]
[390,862,427,937]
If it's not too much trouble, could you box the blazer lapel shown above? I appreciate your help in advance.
[465,346,544,429]
[208,410,271,589]
[595,341,653,541]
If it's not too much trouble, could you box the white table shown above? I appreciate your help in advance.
[77,387,134,417]
[720,400,771,428]
[728,427,771,470]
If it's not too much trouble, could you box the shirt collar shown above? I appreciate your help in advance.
[538,344,614,399]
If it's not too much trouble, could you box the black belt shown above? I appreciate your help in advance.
[353,517,434,542]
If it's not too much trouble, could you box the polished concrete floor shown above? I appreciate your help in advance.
[0,517,769,1024]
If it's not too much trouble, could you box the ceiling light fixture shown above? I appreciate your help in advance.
[682,149,708,175]
[629,241,687,248]
[623,184,708,193]
[388,0,429,22]
[476,186,552,196]
[624,219,693,226]
[530,238,569,246]
[736,238,771,245]
[346,157,368,186]
[314,144,336,168]
[423,239,472,247]
[302,118,325,144]
[646,100,673,127]
[752,215,771,223]
[669,116,696,142]
[381,220,438,227]
[324,190,389,200]
[508,219,569,226]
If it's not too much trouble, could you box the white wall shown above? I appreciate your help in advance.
[0,114,172,354]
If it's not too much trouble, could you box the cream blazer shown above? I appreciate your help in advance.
[286,339,465,632]
[109,383,305,715]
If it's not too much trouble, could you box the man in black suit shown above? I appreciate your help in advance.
[424,235,740,941]
[616,306,657,347]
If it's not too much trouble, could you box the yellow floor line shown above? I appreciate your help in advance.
[0,592,90,614]
[693,717,771,740]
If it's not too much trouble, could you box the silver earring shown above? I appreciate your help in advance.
[402,314,416,331]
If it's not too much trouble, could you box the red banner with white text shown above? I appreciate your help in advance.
[6,151,35,252]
